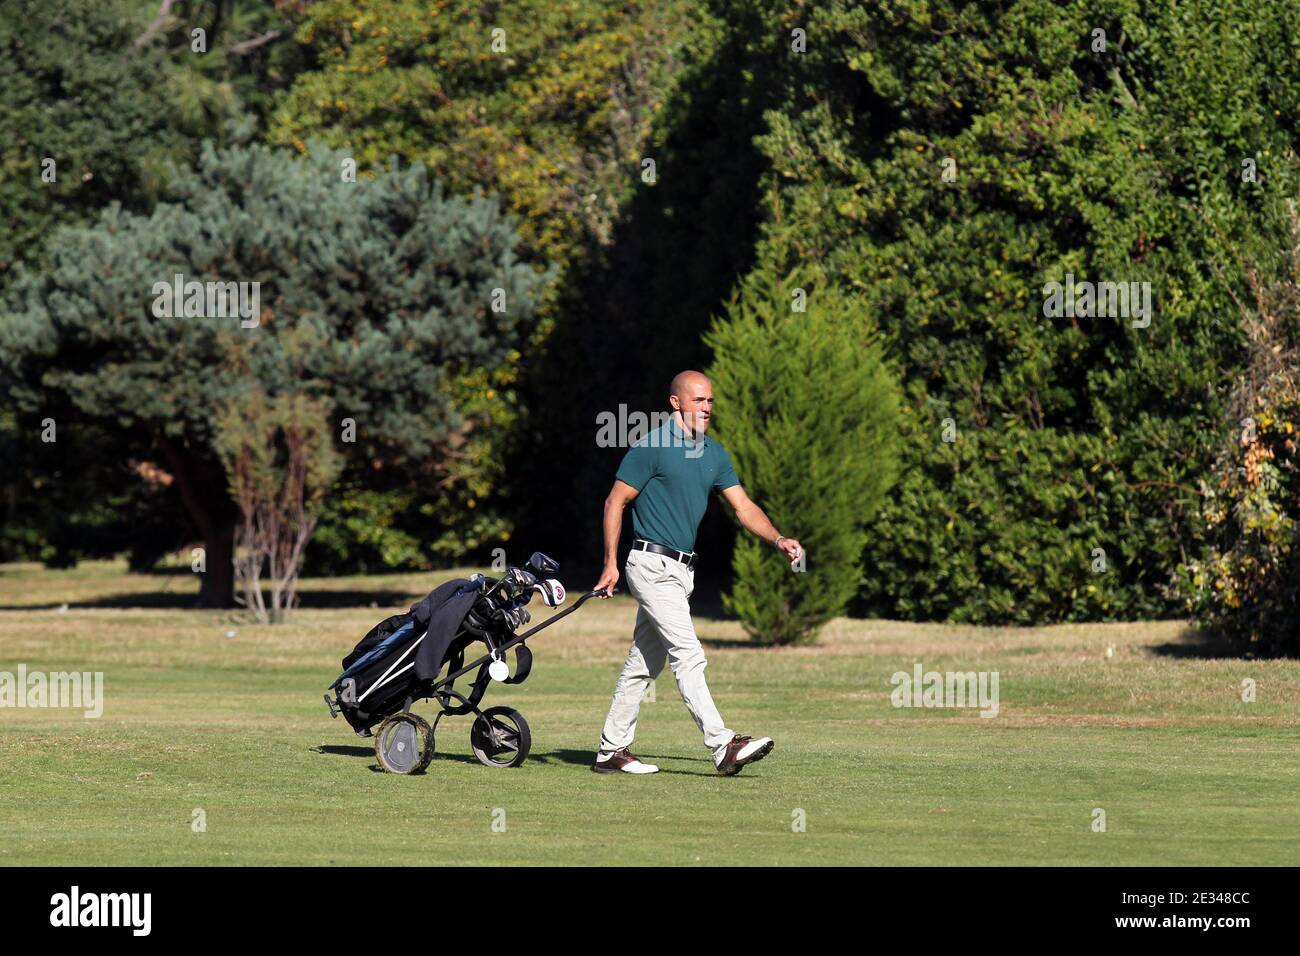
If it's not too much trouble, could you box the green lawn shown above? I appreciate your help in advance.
[1,560,1297,865]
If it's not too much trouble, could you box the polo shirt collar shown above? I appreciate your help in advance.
[668,416,706,448]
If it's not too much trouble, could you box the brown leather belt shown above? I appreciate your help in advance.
[631,538,697,569]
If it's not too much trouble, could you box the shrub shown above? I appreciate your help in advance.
[706,259,901,644]
[1174,207,1300,655]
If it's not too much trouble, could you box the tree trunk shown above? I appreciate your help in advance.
[200,523,236,609]
[156,435,238,608]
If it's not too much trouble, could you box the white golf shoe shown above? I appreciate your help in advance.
[592,748,660,774]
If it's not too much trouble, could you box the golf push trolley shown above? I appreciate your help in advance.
[324,551,608,773]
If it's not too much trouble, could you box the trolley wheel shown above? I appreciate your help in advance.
[470,706,531,768]
[374,712,435,774]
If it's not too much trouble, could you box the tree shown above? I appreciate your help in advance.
[1,141,554,605]
[705,257,902,644]
[0,0,182,277]
[0,0,315,565]
[0,0,302,279]
[268,0,730,568]
[215,389,342,622]
[269,0,702,273]
[743,0,1300,623]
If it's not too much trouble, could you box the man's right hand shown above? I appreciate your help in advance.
[594,564,619,598]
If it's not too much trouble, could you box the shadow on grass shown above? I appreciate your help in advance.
[0,588,414,611]
[314,745,373,758]
[313,743,480,775]
[313,744,726,777]
[1150,626,1249,659]
[531,749,723,777]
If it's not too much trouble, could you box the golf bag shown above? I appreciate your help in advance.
[323,551,597,773]
[328,573,535,735]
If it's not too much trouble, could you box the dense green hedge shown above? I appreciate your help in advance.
[744,0,1300,622]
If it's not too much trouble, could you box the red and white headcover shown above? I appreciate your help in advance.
[534,578,566,607]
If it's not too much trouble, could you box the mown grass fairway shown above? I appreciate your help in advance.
[1,561,1297,865]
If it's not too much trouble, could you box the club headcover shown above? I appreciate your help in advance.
[534,578,566,607]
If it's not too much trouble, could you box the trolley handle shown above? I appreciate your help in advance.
[576,586,615,606]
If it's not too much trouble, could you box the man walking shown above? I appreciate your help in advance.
[593,371,804,775]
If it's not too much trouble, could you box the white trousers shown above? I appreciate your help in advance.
[598,549,734,761]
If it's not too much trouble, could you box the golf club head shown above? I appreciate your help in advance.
[505,566,538,589]
[533,578,566,607]
[496,567,532,603]
[527,551,560,577]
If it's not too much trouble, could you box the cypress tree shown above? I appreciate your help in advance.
[706,258,901,644]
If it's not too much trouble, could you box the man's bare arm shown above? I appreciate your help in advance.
[594,479,640,596]
[721,484,803,561]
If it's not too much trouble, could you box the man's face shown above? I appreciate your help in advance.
[673,380,714,434]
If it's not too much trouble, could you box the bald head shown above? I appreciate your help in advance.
[668,370,714,437]
[669,370,710,400]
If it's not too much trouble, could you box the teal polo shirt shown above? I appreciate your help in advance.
[615,417,740,554]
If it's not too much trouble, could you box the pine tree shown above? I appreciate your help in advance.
[1,142,555,605]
